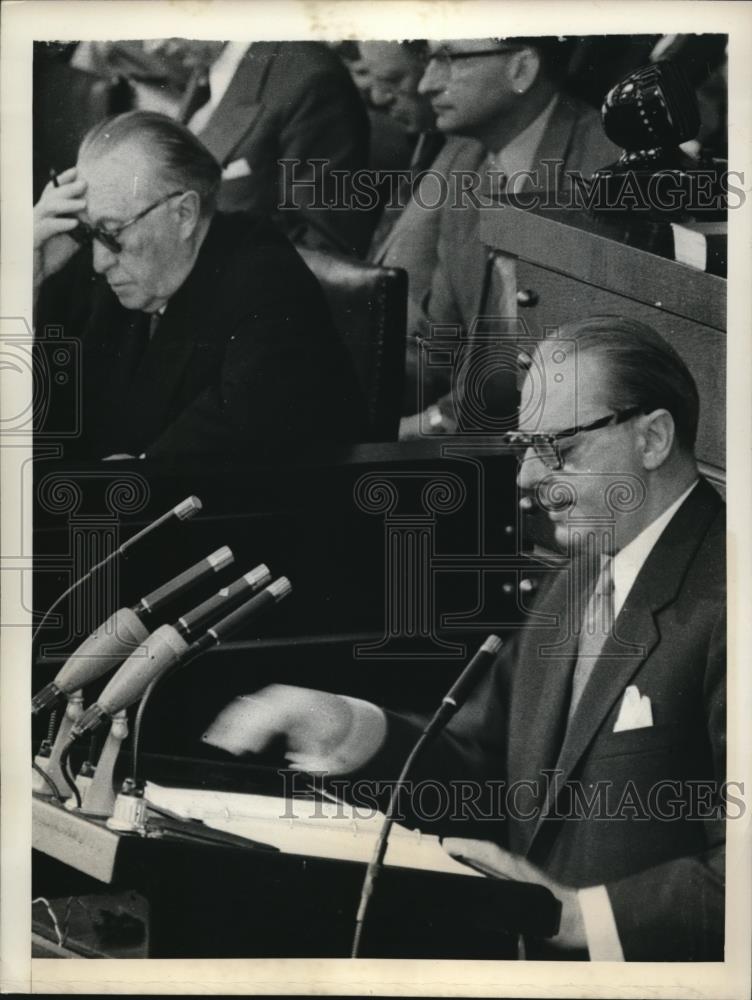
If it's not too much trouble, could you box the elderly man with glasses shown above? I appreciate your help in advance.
[204,316,726,962]
[33,110,366,460]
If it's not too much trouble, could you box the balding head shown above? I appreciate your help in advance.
[79,111,221,220]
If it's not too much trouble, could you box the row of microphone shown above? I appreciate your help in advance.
[32,496,292,743]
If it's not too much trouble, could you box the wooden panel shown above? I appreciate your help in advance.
[479,202,727,331]
[512,260,725,473]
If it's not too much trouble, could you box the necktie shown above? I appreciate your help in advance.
[179,69,211,126]
[567,557,614,722]
[482,155,507,199]
[124,311,161,382]
[148,312,161,341]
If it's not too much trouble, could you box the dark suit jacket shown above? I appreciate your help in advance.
[361,480,726,961]
[195,42,373,257]
[37,213,367,459]
[406,95,621,416]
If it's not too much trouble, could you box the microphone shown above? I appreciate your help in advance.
[351,634,503,958]
[422,634,504,738]
[67,577,293,740]
[119,496,202,558]
[32,495,203,645]
[175,564,271,639]
[31,546,234,714]
[132,546,234,618]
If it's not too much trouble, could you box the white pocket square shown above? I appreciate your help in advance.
[222,158,252,180]
[613,685,653,732]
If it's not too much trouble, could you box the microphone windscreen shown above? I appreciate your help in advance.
[97,624,190,715]
[54,608,150,694]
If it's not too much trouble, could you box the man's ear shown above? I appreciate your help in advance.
[175,190,202,238]
[637,409,676,470]
[508,47,541,95]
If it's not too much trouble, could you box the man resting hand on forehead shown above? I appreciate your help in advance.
[33,111,366,461]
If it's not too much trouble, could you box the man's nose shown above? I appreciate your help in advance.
[516,447,546,493]
[92,240,117,274]
[417,59,445,96]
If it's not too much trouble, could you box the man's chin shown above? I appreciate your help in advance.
[109,285,144,309]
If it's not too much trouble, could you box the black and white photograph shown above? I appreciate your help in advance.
[1,0,751,996]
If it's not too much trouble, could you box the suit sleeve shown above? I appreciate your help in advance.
[605,608,727,961]
[275,69,374,258]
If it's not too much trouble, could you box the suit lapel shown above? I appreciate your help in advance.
[197,44,277,165]
[529,480,723,845]
[505,565,583,796]
[528,95,580,182]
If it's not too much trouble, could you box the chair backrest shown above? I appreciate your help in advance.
[297,247,407,442]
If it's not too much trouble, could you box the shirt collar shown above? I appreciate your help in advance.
[487,94,559,193]
[611,479,699,616]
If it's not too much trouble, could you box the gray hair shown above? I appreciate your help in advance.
[79,110,222,218]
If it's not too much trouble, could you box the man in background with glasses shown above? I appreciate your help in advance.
[398,36,619,437]
[33,110,365,460]
[205,316,726,961]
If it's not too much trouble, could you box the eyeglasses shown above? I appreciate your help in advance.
[425,45,522,72]
[504,407,643,470]
[71,190,185,254]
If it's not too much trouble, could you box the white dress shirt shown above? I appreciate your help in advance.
[485,94,559,194]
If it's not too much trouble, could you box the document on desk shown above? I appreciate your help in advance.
[145,782,480,877]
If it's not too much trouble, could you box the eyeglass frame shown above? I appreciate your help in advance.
[425,45,524,71]
[504,407,643,470]
[70,189,186,254]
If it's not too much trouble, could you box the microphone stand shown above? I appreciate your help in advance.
[58,578,292,825]
[350,635,502,958]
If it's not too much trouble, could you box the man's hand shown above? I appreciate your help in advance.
[202,683,386,774]
[443,838,587,952]
[34,167,87,291]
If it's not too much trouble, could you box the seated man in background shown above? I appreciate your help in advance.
[398,36,619,436]
[205,318,726,962]
[70,39,191,116]
[143,39,374,257]
[361,40,460,346]
[33,111,366,460]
